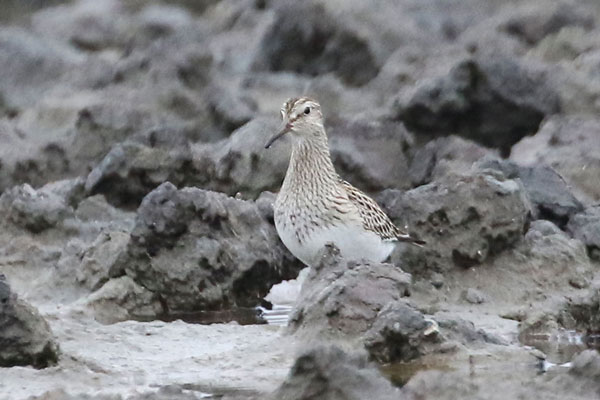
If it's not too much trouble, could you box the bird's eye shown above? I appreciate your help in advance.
[304,107,310,115]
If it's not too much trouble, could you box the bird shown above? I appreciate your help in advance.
[264,96,424,267]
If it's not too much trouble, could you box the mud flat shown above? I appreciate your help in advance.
[2,0,600,399]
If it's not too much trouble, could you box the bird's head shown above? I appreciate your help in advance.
[265,97,325,149]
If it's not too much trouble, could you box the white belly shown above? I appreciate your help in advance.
[275,219,396,267]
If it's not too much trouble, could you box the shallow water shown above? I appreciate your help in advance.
[132,303,293,327]
[520,329,600,364]
[134,307,267,325]
[380,358,455,387]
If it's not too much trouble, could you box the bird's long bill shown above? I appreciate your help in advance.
[264,123,291,149]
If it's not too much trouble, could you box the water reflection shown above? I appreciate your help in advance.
[520,329,600,364]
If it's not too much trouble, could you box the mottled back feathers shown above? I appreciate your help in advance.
[340,180,421,245]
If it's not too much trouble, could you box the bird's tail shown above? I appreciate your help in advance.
[397,234,426,248]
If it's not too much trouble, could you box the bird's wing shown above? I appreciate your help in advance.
[339,180,415,242]
[340,180,425,247]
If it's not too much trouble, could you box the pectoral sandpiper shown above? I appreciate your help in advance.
[265,97,424,267]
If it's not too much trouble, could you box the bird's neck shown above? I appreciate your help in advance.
[281,134,338,196]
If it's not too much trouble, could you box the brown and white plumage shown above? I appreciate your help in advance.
[340,179,421,244]
[265,97,424,266]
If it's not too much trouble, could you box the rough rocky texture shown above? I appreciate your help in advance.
[408,135,498,186]
[84,117,289,206]
[288,245,411,340]
[567,205,600,260]
[380,170,532,272]
[433,312,506,346]
[564,284,600,332]
[395,56,561,155]
[1,0,600,399]
[570,350,600,380]
[79,276,162,325]
[363,301,441,363]
[0,275,59,368]
[0,181,78,233]
[462,288,487,304]
[478,158,583,227]
[192,117,291,199]
[327,117,413,192]
[85,137,195,208]
[254,1,379,87]
[511,116,600,204]
[56,230,130,292]
[500,2,595,46]
[364,304,507,365]
[400,363,600,400]
[0,2,250,194]
[0,27,81,111]
[86,114,416,207]
[270,346,399,400]
[517,220,593,298]
[115,182,303,313]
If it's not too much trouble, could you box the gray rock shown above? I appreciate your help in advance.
[0,182,74,233]
[85,138,194,208]
[526,219,563,237]
[434,312,506,346]
[521,219,593,295]
[254,1,379,86]
[565,285,600,332]
[74,195,136,229]
[0,27,81,110]
[510,116,600,205]
[31,0,128,52]
[462,288,487,304]
[477,158,583,227]
[288,245,411,339]
[115,182,303,313]
[327,117,414,192]
[270,345,399,400]
[500,3,595,45]
[205,78,257,133]
[86,116,290,207]
[136,4,195,42]
[567,205,600,260]
[0,275,59,368]
[81,276,162,325]
[402,362,600,400]
[192,116,292,199]
[380,170,531,272]
[570,350,600,379]
[409,136,498,186]
[57,231,130,292]
[502,219,594,309]
[1,89,171,194]
[402,370,479,400]
[364,301,441,363]
[395,57,560,155]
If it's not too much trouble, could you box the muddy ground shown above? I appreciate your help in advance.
[1,0,600,399]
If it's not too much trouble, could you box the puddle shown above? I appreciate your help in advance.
[132,304,294,326]
[519,329,600,364]
[135,272,299,326]
[133,307,267,325]
[379,358,454,387]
